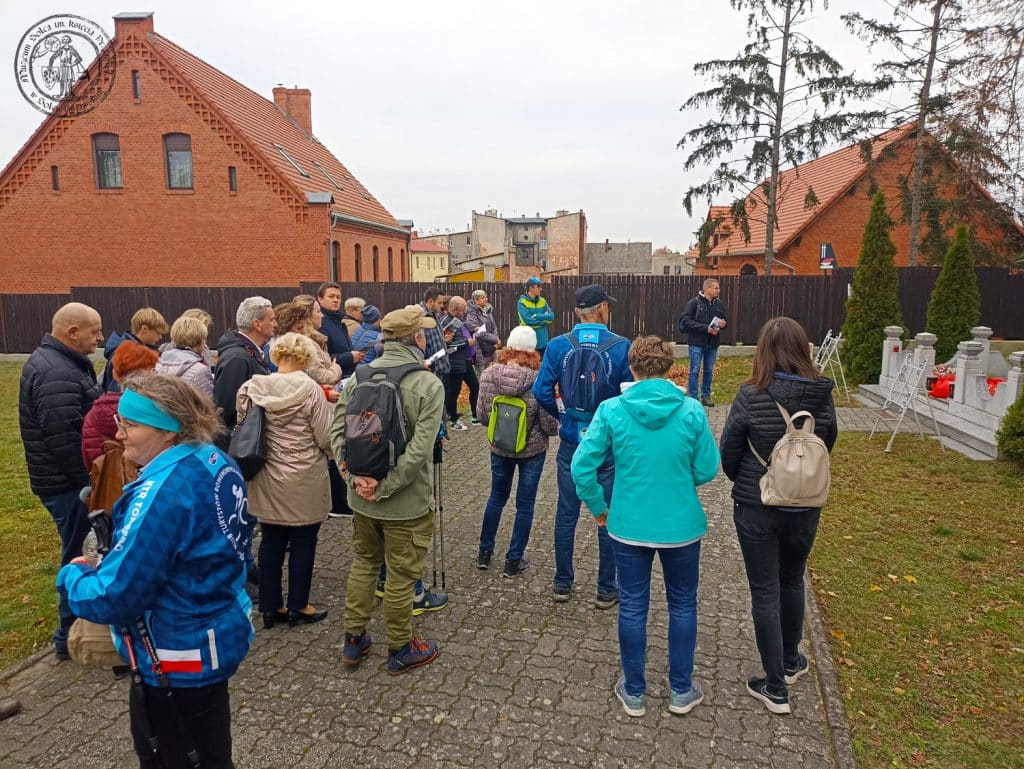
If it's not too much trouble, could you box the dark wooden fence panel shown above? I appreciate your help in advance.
[0,294,69,353]
[1,268,1020,353]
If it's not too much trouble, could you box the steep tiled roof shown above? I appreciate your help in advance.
[146,33,399,229]
[706,125,914,257]
[410,238,449,253]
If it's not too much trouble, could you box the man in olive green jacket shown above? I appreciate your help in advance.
[332,308,446,675]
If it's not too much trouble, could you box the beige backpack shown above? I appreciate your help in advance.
[748,403,831,507]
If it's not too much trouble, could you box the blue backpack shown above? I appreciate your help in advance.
[558,333,628,421]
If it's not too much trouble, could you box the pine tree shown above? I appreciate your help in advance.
[679,0,888,274]
[925,224,980,361]
[996,387,1024,468]
[841,191,904,383]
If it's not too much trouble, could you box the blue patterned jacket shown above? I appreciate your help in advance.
[58,443,254,688]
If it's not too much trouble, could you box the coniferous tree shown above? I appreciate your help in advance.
[996,387,1024,468]
[925,224,980,361]
[841,191,905,383]
[679,0,888,275]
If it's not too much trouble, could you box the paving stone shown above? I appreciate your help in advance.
[0,425,842,767]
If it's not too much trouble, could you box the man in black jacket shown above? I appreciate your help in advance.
[213,296,276,438]
[678,279,728,407]
[19,302,104,661]
[317,282,364,378]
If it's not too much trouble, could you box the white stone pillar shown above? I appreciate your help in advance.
[970,326,993,375]
[913,332,937,372]
[953,340,984,405]
[881,326,904,387]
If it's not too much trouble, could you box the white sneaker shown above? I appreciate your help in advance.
[450,421,468,431]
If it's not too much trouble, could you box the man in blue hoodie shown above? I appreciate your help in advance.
[517,277,555,355]
[533,284,632,608]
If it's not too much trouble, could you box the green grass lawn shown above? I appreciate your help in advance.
[814,433,1023,769]
[0,361,62,670]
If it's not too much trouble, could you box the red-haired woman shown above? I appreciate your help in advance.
[82,341,159,471]
[475,325,560,577]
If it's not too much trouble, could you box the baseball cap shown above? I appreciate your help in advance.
[381,307,436,339]
[525,276,543,287]
[575,284,616,308]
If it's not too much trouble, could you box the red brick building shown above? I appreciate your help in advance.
[689,125,1024,275]
[0,12,408,293]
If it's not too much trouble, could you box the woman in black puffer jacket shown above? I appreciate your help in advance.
[719,317,837,716]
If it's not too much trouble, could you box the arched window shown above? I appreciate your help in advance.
[740,263,758,276]
[387,247,394,280]
[330,241,340,281]
[400,248,406,280]
[354,243,362,282]
[372,245,380,281]
[163,133,193,189]
[92,133,122,189]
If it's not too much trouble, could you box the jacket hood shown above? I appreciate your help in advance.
[766,374,835,415]
[157,347,204,375]
[489,363,538,396]
[244,371,319,413]
[620,378,687,429]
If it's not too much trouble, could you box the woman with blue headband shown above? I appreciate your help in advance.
[57,370,253,769]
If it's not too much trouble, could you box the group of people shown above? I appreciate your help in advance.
[16,276,836,767]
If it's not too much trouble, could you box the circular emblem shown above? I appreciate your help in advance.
[14,15,116,117]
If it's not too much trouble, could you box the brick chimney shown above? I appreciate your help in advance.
[113,11,155,38]
[273,86,312,135]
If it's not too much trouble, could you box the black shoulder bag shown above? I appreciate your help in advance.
[228,403,266,480]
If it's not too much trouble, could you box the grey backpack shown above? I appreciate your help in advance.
[748,403,831,507]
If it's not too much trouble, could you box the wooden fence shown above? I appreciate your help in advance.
[1,268,1021,353]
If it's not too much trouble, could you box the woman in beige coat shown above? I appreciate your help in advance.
[293,294,342,392]
[237,333,333,629]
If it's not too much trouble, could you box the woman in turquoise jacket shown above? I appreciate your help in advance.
[572,335,719,718]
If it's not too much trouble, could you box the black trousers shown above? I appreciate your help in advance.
[129,680,233,769]
[258,521,321,613]
[327,459,350,515]
[444,366,479,422]
[733,501,821,695]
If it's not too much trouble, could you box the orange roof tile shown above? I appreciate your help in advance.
[410,238,448,253]
[705,124,914,257]
[146,33,400,229]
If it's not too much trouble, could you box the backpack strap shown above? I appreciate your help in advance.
[356,362,426,385]
[566,331,628,354]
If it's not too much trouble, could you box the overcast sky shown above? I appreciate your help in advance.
[0,0,903,252]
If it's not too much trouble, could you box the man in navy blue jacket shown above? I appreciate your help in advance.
[678,278,728,406]
[533,285,632,608]
[317,282,364,377]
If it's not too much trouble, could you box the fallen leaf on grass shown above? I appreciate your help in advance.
[887,574,899,583]
[831,630,846,640]
[882,616,894,621]
[904,575,918,583]
[869,584,883,591]
[21,595,31,604]
[910,749,927,765]
[893,687,907,696]
[843,535,853,540]
[969,706,983,715]
[827,590,838,597]
[837,656,856,667]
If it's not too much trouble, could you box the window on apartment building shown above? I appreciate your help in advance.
[131,70,141,100]
[663,265,670,275]
[228,166,237,192]
[466,236,470,245]
[354,243,362,282]
[330,241,340,281]
[92,133,122,189]
[51,166,60,191]
[273,143,310,177]
[674,265,682,275]
[387,247,394,280]
[515,243,534,267]
[164,133,193,189]
[313,161,344,191]
[372,245,379,281]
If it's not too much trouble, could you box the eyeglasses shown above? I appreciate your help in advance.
[113,414,141,432]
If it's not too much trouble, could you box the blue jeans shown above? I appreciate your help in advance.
[687,344,719,399]
[479,452,546,562]
[554,440,616,594]
[734,502,820,695]
[42,489,92,654]
[613,538,701,697]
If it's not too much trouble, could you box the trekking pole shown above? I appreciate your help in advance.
[431,460,439,589]
[437,457,446,590]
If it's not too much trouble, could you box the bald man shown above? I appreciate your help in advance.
[19,302,103,661]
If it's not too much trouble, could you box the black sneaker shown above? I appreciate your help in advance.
[553,585,572,603]
[503,557,530,578]
[784,653,809,685]
[327,510,353,518]
[476,549,493,570]
[387,634,439,675]
[700,396,715,408]
[342,631,372,668]
[595,590,620,610]
[746,677,791,714]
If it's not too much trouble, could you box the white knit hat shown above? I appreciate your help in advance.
[506,326,537,352]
